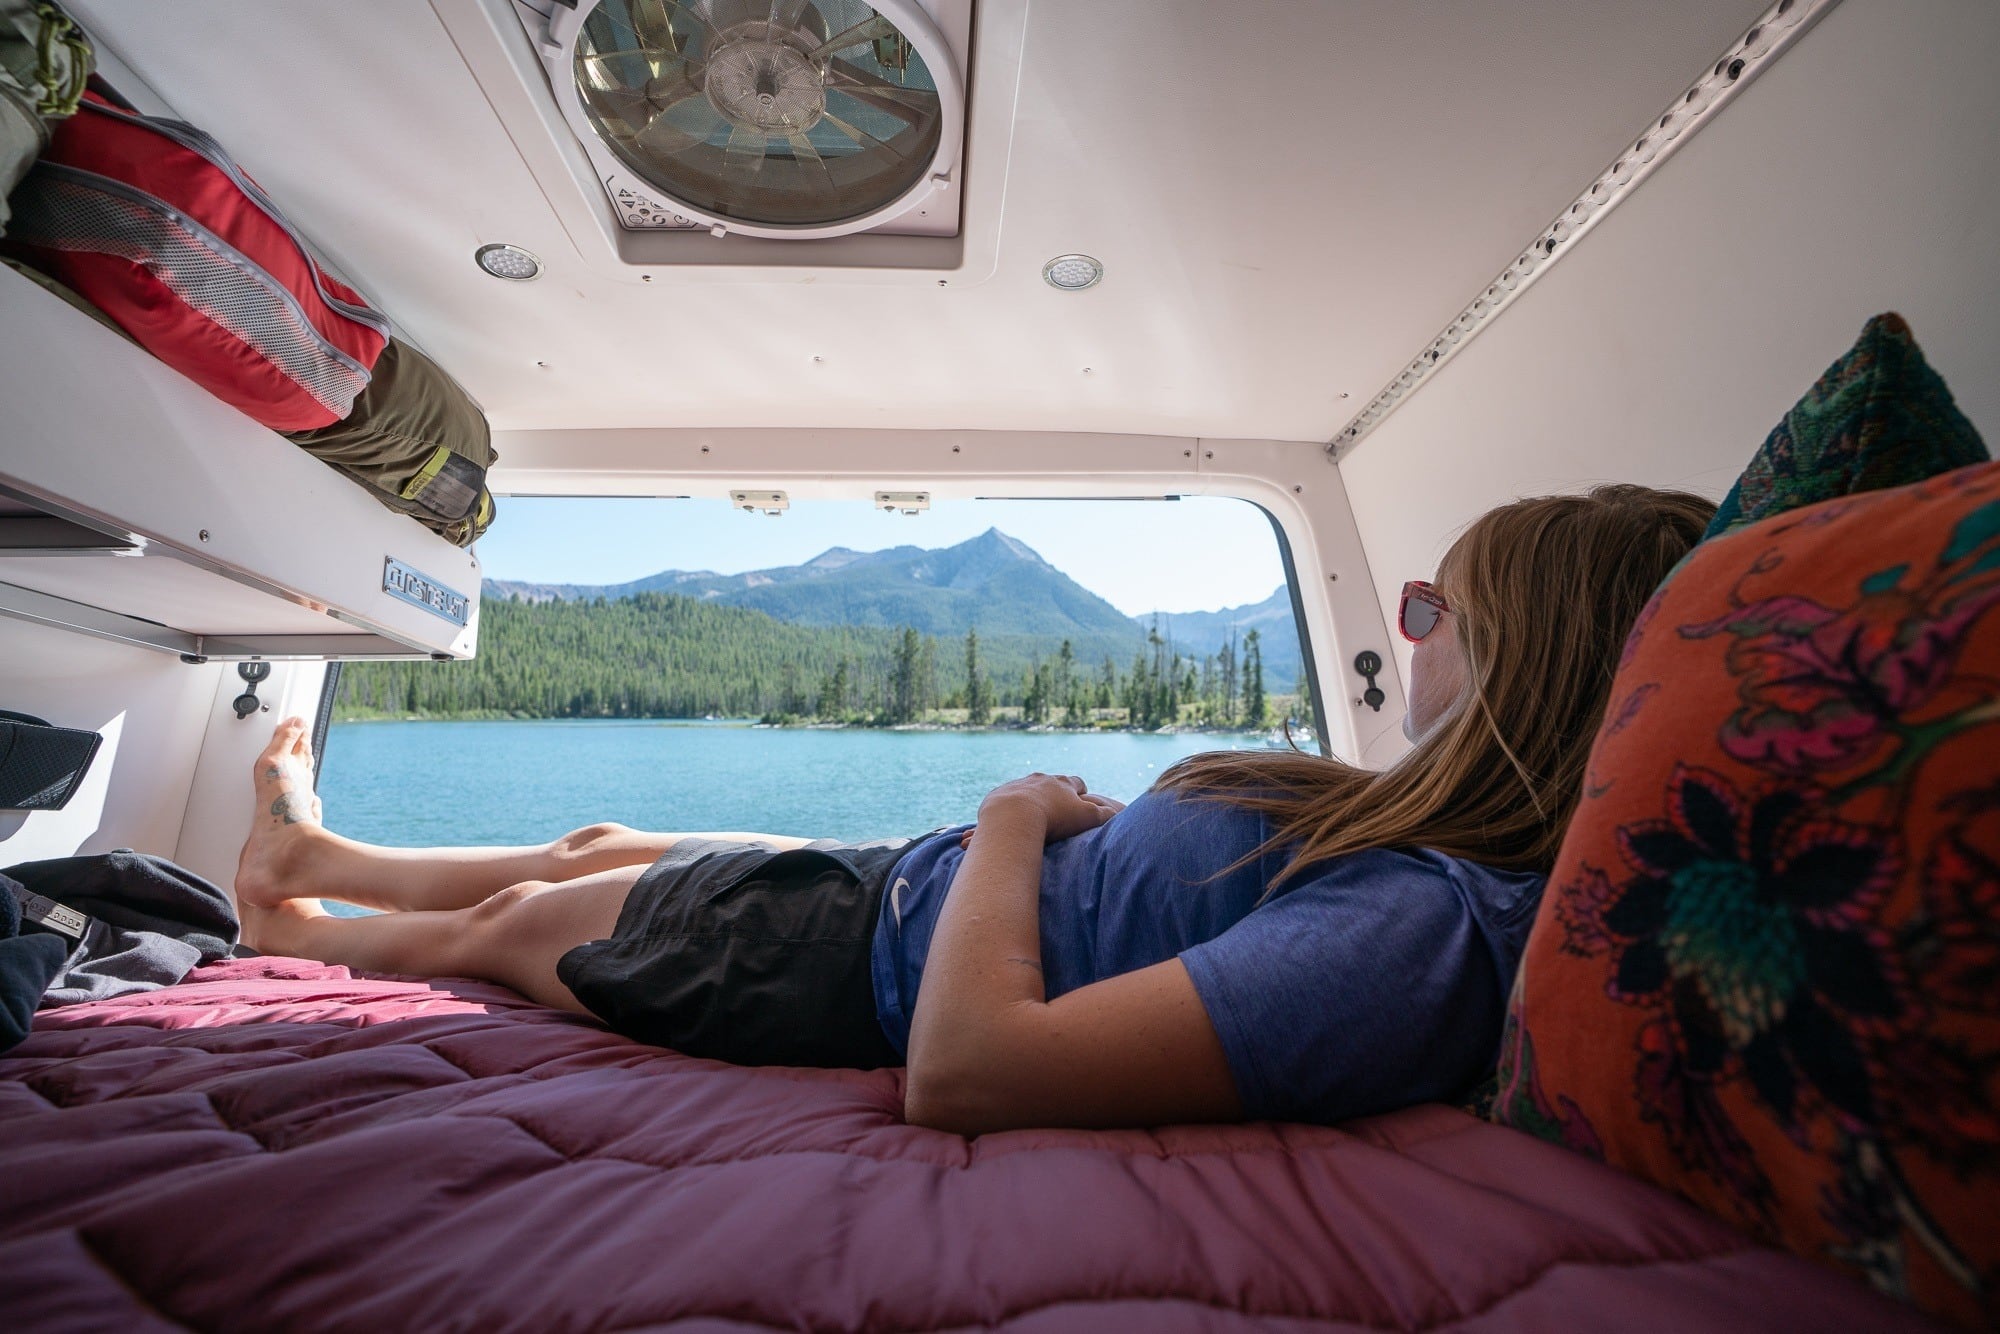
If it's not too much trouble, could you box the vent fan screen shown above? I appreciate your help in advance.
[575,0,945,229]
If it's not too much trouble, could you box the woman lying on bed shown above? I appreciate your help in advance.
[235,485,1712,1135]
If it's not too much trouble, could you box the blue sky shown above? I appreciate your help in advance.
[474,496,1290,616]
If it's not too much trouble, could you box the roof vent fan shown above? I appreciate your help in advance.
[527,0,966,240]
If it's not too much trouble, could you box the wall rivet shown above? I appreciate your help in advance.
[1204,451,1214,460]
[1328,573,1338,582]
[197,530,210,543]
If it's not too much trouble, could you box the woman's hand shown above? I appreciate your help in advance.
[961,773,1124,848]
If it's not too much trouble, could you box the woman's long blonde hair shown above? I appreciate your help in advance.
[1157,484,1715,881]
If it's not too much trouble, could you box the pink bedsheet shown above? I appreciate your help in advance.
[0,958,1935,1332]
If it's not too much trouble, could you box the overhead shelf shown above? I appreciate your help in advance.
[0,263,481,661]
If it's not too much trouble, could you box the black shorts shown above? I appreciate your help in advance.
[554,835,919,1069]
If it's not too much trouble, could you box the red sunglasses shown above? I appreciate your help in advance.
[1398,580,1451,643]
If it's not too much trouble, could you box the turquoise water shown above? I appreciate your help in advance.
[316,720,1275,849]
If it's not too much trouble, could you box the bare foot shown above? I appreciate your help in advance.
[234,717,329,909]
[237,894,331,956]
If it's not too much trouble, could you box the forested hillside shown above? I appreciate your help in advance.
[335,590,1294,730]
[1138,586,1302,692]
[485,527,1139,652]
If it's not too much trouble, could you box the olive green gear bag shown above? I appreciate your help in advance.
[283,336,497,547]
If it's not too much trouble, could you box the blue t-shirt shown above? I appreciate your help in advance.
[870,787,1544,1124]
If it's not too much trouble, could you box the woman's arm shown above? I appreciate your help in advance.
[903,774,1243,1136]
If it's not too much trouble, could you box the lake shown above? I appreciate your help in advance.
[317,719,1280,849]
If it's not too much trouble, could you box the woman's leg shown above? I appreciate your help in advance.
[238,864,641,1013]
[235,718,813,913]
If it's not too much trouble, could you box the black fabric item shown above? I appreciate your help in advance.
[0,710,103,810]
[3,850,237,1006]
[557,836,915,1069]
[0,875,67,1052]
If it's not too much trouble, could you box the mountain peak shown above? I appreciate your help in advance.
[961,527,1047,566]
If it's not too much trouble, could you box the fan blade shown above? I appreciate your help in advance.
[582,81,659,135]
[824,63,934,121]
[643,63,706,115]
[629,70,720,154]
[626,0,688,55]
[724,123,769,173]
[808,14,898,63]
[581,46,660,65]
[783,132,837,197]
[766,0,811,31]
[818,109,906,161]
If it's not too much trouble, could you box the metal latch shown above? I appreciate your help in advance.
[731,490,789,516]
[874,491,931,515]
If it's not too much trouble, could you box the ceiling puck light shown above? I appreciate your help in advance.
[1042,254,1102,291]
[474,243,543,281]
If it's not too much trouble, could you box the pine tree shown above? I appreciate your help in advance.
[1125,649,1151,726]
[965,628,991,725]
[890,627,920,723]
[1218,631,1238,727]
[1062,640,1090,727]
[1243,628,1267,728]
[1055,640,1075,723]
[918,635,938,717]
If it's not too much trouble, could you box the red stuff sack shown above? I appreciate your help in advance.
[1,91,387,430]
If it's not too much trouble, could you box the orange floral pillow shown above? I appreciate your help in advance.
[1494,461,2000,1328]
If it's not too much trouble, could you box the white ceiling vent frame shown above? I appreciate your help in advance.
[1325,0,1843,460]
[537,0,965,241]
[432,0,1028,282]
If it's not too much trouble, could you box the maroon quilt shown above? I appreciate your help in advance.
[0,959,1936,1331]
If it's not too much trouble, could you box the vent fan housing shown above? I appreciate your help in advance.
[524,0,966,241]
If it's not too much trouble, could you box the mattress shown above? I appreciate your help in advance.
[0,958,1937,1331]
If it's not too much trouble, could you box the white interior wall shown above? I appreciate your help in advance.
[0,616,328,888]
[1339,0,2000,686]
[174,660,329,891]
[0,620,221,864]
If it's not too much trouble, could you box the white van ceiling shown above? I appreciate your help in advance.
[70,0,1768,440]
